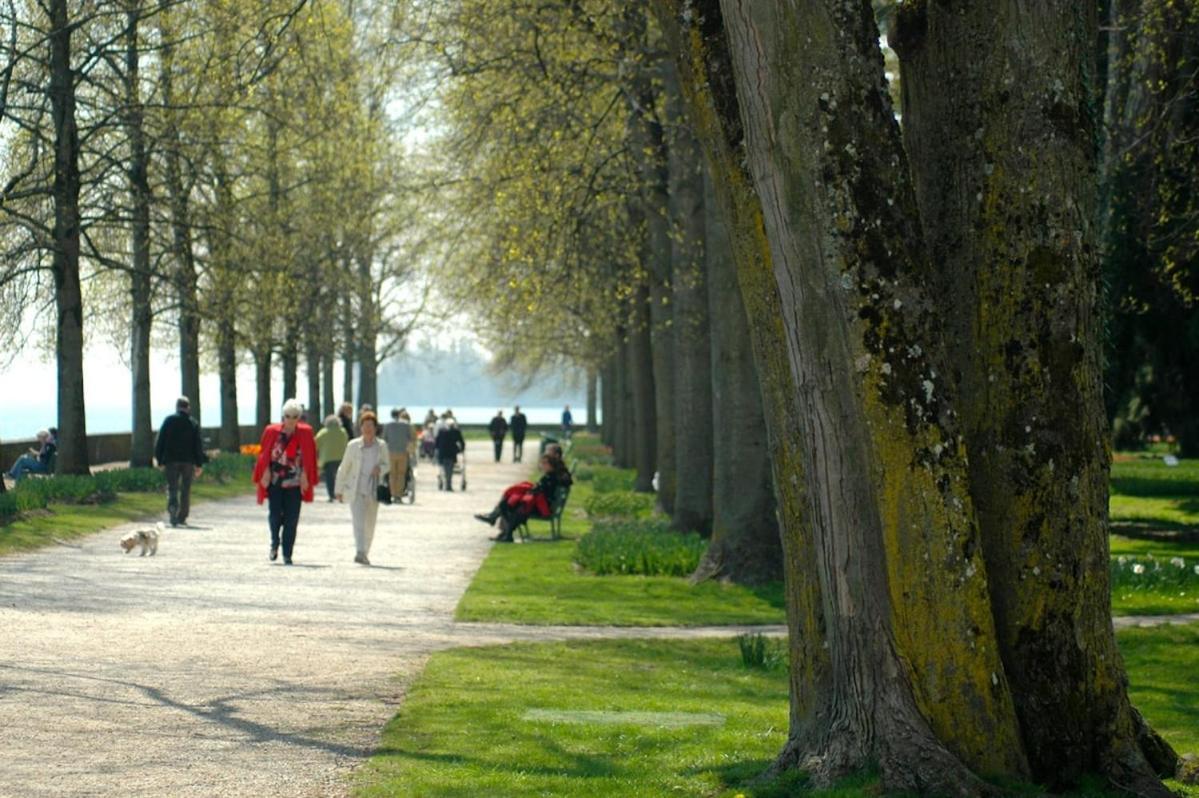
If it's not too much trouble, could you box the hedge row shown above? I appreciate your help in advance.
[0,453,254,525]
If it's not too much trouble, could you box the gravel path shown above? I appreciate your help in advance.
[0,442,522,798]
[0,442,784,797]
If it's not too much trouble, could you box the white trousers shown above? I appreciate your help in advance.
[350,494,379,556]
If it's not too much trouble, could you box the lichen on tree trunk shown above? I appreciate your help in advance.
[894,1,1177,790]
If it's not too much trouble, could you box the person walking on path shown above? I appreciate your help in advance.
[487,410,508,463]
[510,405,528,463]
[252,399,318,565]
[561,404,573,441]
[383,408,413,500]
[315,415,348,502]
[7,429,56,483]
[337,402,356,442]
[335,411,390,565]
[434,417,465,491]
[154,396,208,526]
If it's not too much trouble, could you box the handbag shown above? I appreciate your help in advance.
[376,481,392,504]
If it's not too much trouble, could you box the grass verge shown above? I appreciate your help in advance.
[356,629,1199,798]
[456,479,784,627]
[0,480,252,557]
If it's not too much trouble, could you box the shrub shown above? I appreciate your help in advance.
[575,465,635,494]
[93,467,165,494]
[583,490,656,520]
[574,523,707,577]
[566,434,613,466]
[736,634,787,671]
[201,453,255,484]
[13,475,113,505]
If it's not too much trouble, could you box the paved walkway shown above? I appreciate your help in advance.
[0,442,781,798]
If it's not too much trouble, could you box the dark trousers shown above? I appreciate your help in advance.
[492,437,503,462]
[164,462,194,524]
[512,436,524,463]
[323,461,340,500]
[439,456,456,490]
[267,483,302,558]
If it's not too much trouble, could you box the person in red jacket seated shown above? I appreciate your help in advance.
[474,452,572,542]
[252,398,319,564]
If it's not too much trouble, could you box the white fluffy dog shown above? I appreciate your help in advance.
[119,522,162,556]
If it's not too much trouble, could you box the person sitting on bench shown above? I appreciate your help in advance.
[474,452,572,542]
[8,429,56,483]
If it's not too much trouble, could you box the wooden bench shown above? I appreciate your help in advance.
[515,483,571,542]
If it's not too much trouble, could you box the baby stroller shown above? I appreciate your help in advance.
[437,448,467,492]
[400,459,417,504]
[420,424,436,462]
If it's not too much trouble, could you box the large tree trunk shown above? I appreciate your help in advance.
[585,368,599,433]
[356,254,378,410]
[322,351,335,422]
[255,347,272,429]
[653,0,827,761]
[627,285,657,492]
[691,168,778,583]
[281,338,298,403]
[48,0,89,475]
[895,2,1176,790]
[124,3,154,468]
[658,0,1032,789]
[306,341,321,425]
[341,287,355,405]
[159,8,201,422]
[216,317,239,452]
[600,362,615,446]
[622,7,675,510]
[667,86,714,536]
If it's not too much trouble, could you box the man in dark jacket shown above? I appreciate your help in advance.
[434,419,465,491]
[487,410,508,462]
[155,396,209,526]
[510,405,528,463]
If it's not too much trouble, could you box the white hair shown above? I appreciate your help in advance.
[281,398,304,419]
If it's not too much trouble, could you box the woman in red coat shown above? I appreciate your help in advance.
[474,452,572,542]
[252,398,318,564]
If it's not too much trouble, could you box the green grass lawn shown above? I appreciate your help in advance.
[355,629,1199,798]
[354,638,790,798]
[456,478,784,627]
[457,539,785,626]
[0,480,252,557]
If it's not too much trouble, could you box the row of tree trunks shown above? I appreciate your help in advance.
[650,0,824,747]
[652,0,1176,793]
[689,170,778,584]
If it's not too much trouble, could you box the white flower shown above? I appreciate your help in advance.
[1171,557,1185,569]
[1132,564,1145,575]
[1194,565,1199,575]
[1118,556,1128,566]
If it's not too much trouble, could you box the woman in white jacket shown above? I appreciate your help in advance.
[334,411,390,565]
